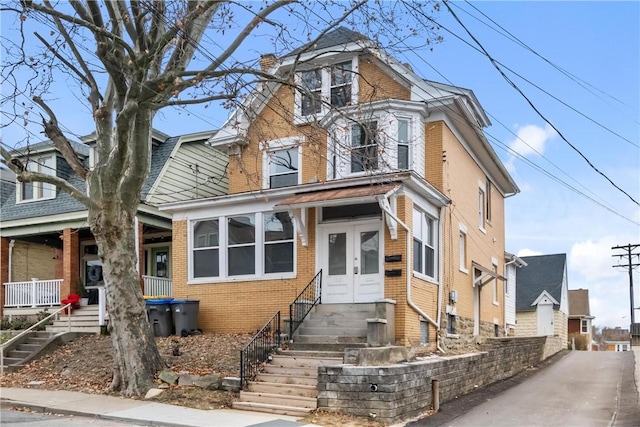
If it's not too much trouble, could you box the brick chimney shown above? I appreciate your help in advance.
[259,54,277,71]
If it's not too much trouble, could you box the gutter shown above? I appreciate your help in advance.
[377,193,446,353]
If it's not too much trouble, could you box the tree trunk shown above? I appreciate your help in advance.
[90,205,165,395]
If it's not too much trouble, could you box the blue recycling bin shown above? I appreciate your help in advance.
[170,299,200,337]
[146,298,174,337]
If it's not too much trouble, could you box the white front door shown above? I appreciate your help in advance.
[537,303,554,336]
[321,223,384,303]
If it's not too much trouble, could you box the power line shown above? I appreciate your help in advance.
[443,1,639,206]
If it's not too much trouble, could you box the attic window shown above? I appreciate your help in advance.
[295,58,357,121]
[17,155,56,203]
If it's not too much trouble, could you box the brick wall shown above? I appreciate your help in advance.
[318,336,553,424]
[11,241,57,282]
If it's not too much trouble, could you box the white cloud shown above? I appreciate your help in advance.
[517,248,543,257]
[569,237,620,282]
[508,123,557,158]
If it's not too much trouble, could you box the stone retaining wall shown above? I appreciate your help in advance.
[317,336,553,424]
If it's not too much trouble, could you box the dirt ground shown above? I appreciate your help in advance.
[0,333,384,427]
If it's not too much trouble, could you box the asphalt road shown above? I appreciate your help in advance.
[408,351,640,427]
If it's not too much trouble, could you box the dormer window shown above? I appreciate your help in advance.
[295,58,357,121]
[17,155,56,203]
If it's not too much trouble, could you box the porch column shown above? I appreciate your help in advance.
[137,219,144,291]
[62,228,79,298]
[0,237,9,317]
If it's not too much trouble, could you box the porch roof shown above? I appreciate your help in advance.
[275,183,398,209]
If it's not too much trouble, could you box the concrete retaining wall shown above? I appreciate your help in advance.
[318,336,555,424]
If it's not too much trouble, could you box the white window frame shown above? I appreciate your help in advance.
[581,319,588,334]
[478,181,486,233]
[189,211,296,282]
[397,117,411,170]
[413,208,438,282]
[16,155,56,203]
[262,137,303,189]
[492,257,499,305]
[459,223,468,273]
[294,57,358,123]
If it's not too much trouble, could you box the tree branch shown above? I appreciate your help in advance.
[0,145,96,209]
[32,96,89,180]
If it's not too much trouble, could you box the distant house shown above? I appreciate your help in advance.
[601,327,630,351]
[567,289,594,350]
[515,253,569,343]
[504,252,526,336]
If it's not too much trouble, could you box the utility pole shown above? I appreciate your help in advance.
[612,244,639,325]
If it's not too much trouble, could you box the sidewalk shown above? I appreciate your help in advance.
[0,387,319,427]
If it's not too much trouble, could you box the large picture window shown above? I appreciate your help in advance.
[191,212,294,280]
[413,209,438,280]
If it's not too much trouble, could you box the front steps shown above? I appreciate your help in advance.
[1,331,59,373]
[234,303,375,416]
[46,305,103,334]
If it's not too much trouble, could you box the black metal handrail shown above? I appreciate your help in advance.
[289,270,322,341]
[239,311,281,389]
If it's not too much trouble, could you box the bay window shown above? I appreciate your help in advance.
[351,121,378,173]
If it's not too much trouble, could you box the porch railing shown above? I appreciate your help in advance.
[3,279,63,308]
[239,311,281,389]
[289,270,322,340]
[142,275,172,297]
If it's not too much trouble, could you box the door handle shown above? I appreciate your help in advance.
[354,266,359,274]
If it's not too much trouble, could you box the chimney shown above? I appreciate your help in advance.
[259,54,277,71]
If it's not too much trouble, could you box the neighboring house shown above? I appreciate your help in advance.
[568,288,594,350]
[515,253,569,342]
[602,327,630,351]
[0,130,227,317]
[504,252,527,336]
[161,27,519,350]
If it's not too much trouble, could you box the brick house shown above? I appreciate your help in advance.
[161,27,519,350]
[568,288,594,350]
[0,130,227,319]
[515,253,569,343]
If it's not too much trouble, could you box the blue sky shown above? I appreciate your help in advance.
[2,2,638,328]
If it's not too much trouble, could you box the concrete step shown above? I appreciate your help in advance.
[261,365,318,378]
[254,373,318,386]
[276,349,344,358]
[232,401,313,417]
[293,335,368,345]
[15,343,43,352]
[269,355,342,369]
[6,350,31,358]
[313,303,375,314]
[46,325,101,334]
[287,342,369,352]
[50,320,99,327]
[247,382,317,398]
[238,391,317,409]
[302,316,370,327]
[297,326,367,336]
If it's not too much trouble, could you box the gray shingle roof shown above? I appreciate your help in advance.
[141,136,179,199]
[1,134,174,223]
[286,26,368,57]
[516,253,566,311]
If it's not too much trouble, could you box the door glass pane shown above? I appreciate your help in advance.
[85,260,104,287]
[360,231,379,274]
[155,251,168,277]
[328,233,346,275]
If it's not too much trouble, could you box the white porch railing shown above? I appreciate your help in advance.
[3,279,63,308]
[143,275,172,297]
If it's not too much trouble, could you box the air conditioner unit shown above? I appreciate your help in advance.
[450,290,458,303]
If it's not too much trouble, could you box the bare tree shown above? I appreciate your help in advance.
[0,0,442,396]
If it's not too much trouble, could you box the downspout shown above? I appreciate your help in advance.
[377,196,446,353]
[8,240,15,282]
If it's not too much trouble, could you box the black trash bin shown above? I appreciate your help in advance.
[145,298,174,337]
[170,299,200,337]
